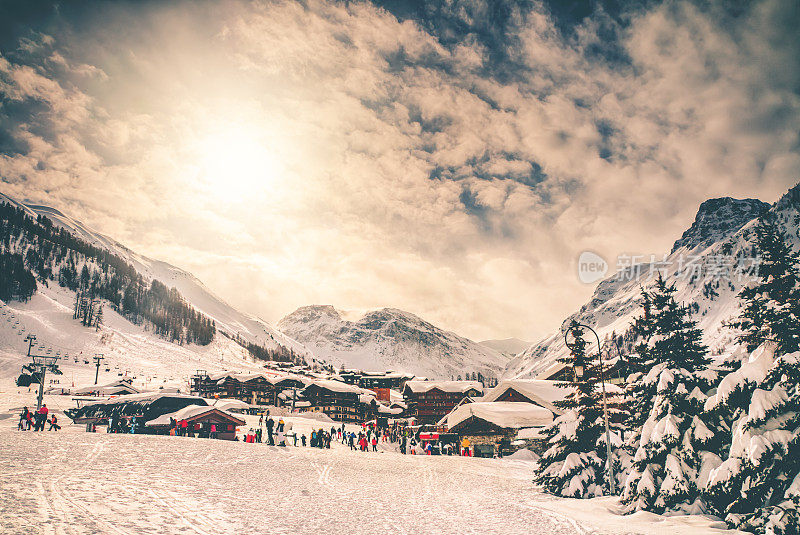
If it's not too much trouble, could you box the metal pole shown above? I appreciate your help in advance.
[36,365,46,410]
[574,323,616,495]
[26,334,36,357]
[93,354,104,385]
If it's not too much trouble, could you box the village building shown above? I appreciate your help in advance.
[535,356,628,385]
[480,378,627,426]
[444,401,554,457]
[480,380,567,414]
[402,380,483,424]
[65,392,209,426]
[145,405,245,440]
[299,379,378,423]
[190,371,306,407]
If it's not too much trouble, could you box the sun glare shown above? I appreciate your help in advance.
[195,127,282,201]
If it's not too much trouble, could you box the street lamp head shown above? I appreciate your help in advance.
[573,363,584,379]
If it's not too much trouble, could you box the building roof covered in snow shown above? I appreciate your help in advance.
[145,404,245,427]
[304,379,373,395]
[212,398,252,412]
[65,393,209,423]
[402,380,483,395]
[480,380,567,413]
[206,371,309,386]
[444,402,553,432]
[73,379,140,396]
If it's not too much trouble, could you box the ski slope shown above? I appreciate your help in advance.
[0,422,740,535]
[0,284,277,395]
[0,192,313,359]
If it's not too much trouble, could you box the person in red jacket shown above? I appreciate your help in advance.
[371,435,378,452]
[36,405,49,431]
[48,414,60,431]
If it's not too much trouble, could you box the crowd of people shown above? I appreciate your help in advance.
[17,405,60,431]
[16,405,481,458]
[234,416,479,457]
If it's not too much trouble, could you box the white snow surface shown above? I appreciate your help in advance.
[0,285,278,394]
[0,413,742,535]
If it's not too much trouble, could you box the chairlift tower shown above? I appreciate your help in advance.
[22,334,62,410]
[93,354,105,385]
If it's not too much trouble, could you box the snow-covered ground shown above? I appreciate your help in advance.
[0,394,741,535]
[0,284,740,534]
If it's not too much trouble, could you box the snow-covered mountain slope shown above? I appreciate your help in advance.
[479,338,532,357]
[0,192,312,359]
[503,189,791,379]
[0,285,273,393]
[277,305,508,379]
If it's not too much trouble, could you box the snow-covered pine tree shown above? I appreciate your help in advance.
[734,213,800,354]
[625,288,657,438]
[535,320,624,498]
[622,274,721,514]
[705,349,800,534]
[704,215,800,534]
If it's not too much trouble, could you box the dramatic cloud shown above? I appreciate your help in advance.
[0,0,798,341]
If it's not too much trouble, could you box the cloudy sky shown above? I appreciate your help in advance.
[1,0,798,342]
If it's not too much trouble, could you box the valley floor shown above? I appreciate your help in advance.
[0,400,740,535]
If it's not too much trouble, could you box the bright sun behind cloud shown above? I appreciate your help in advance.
[194,126,283,202]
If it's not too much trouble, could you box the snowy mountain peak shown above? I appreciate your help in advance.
[504,187,793,380]
[671,197,770,254]
[278,305,508,378]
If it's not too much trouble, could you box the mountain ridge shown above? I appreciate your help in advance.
[278,304,509,379]
[504,187,798,379]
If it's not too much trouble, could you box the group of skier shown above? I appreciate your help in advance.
[17,405,60,432]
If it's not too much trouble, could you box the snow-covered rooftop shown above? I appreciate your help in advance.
[403,380,483,395]
[305,379,372,395]
[481,380,567,412]
[445,401,553,431]
[145,404,244,427]
[212,398,251,411]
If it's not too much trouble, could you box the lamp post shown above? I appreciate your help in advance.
[564,323,616,495]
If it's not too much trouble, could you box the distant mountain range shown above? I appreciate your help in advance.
[278,305,509,379]
[3,184,798,384]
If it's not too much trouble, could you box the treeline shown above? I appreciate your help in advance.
[0,201,215,345]
[227,332,303,364]
[0,251,37,302]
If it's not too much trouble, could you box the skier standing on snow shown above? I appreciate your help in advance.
[266,417,275,445]
[48,414,61,431]
[18,407,29,431]
[35,404,49,432]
